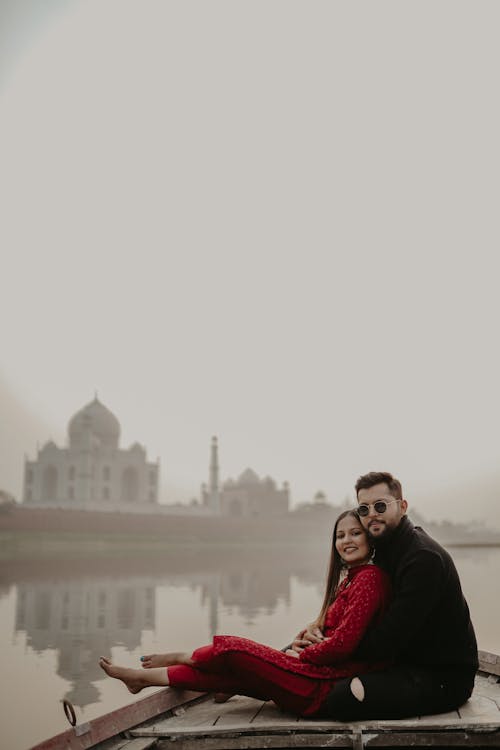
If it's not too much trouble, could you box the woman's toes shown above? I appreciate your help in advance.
[140,654,154,668]
[99,658,112,675]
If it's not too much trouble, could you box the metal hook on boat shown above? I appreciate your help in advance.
[62,699,77,727]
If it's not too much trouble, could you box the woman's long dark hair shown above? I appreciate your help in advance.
[316,509,366,628]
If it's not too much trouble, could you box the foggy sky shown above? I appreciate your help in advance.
[1,1,499,523]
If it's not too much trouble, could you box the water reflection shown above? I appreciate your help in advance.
[15,579,155,706]
[9,550,306,708]
[206,567,290,624]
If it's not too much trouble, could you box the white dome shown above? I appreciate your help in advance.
[68,396,120,448]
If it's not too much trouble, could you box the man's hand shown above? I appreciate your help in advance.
[291,623,324,653]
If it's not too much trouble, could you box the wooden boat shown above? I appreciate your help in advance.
[30,650,500,750]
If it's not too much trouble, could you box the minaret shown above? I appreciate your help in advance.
[208,436,220,514]
[77,413,93,506]
[209,436,219,493]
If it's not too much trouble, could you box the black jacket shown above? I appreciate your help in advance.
[356,516,478,682]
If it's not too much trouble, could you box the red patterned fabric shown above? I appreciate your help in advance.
[167,564,391,716]
[300,564,391,666]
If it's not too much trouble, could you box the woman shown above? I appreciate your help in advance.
[99,510,391,717]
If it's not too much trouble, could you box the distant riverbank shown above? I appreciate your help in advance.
[1,506,499,559]
[0,505,334,545]
[0,528,319,561]
[0,506,335,563]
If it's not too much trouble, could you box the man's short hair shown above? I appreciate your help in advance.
[355,471,403,500]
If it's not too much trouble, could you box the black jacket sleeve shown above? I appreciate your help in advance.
[355,549,444,661]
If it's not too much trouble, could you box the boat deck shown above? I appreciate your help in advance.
[123,672,500,749]
[30,652,500,750]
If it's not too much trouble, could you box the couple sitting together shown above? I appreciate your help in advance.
[100,471,478,720]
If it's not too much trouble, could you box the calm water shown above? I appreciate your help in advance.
[1,544,499,750]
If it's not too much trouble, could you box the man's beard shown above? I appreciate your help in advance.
[367,522,398,545]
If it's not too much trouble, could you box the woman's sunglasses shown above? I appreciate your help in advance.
[357,499,400,517]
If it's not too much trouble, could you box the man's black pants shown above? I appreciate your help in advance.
[319,666,475,720]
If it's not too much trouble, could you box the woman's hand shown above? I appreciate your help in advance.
[291,623,324,653]
[285,649,300,659]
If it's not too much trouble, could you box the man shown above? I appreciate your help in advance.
[293,471,478,719]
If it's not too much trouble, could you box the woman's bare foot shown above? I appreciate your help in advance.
[140,652,194,669]
[99,656,149,694]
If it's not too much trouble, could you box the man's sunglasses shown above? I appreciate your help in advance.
[357,499,400,517]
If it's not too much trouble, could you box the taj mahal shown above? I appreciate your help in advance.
[23,396,159,510]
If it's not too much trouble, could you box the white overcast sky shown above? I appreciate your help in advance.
[1,1,499,521]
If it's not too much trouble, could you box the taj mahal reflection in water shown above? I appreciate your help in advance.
[16,578,155,706]
[13,564,293,708]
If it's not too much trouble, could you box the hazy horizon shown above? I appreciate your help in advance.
[1,1,499,525]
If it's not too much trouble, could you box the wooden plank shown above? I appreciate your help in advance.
[28,689,207,750]
[354,717,421,728]
[151,726,500,750]
[411,709,460,725]
[365,721,500,733]
[476,679,500,708]
[134,717,367,737]
[364,730,500,747]
[360,720,440,731]
[92,738,147,750]
[154,733,354,749]
[131,695,265,734]
[144,697,223,730]
[480,650,500,677]
[297,716,354,728]
[118,740,158,750]
[250,701,300,726]
[136,723,352,737]
[214,696,266,727]
[459,694,500,721]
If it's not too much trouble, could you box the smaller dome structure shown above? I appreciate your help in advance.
[129,442,146,455]
[237,468,260,485]
[68,396,121,449]
[41,440,58,452]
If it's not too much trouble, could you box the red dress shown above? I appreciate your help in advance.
[167,564,391,716]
